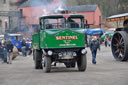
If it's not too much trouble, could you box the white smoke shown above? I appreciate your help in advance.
[19,0,67,37]
[54,5,65,13]
[42,9,49,16]
[29,0,67,16]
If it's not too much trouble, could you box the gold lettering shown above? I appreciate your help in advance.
[56,36,78,40]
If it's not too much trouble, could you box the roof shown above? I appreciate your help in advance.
[85,28,104,35]
[19,1,98,12]
[8,34,22,36]
[67,5,97,12]
[0,35,4,38]
[106,13,128,22]
[40,14,84,19]
[19,0,50,8]
[108,13,128,19]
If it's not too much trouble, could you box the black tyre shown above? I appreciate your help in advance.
[33,50,42,69]
[77,55,87,71]
[111,31,128,61]
[43,56,51,73]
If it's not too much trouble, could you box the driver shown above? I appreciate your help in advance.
[123,19,128,31]
[67,18,79,28]
[123,19,128,28]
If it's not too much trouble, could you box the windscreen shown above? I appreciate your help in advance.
[14,36,23,41]
[45,18,65,29]
[42,17,84,29]
[67,18,82,28]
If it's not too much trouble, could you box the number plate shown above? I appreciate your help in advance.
[63,52,72,56]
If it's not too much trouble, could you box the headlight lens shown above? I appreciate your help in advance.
[47,50,53,56]
[73,52,77,56]
[81,49,87,54]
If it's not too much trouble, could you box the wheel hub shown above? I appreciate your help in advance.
[118,43,122,49]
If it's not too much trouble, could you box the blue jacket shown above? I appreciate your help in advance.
[90,40,100,51]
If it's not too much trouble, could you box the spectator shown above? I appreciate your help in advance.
[25,42,29,56]
[26,40,32,55]
[6,40,14,64]
[0,42,3,60]
[68,18,79,28]
[104,35,110,47]
[90,36,100,64]
[1,39,7,63]
[21,38,26,56]
[108,35,111,46]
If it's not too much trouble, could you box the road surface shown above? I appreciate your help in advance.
[0,45,128,85]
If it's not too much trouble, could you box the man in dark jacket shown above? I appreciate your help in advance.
[1,39,7,63]
[0,42,3,60]
[90,36,100,64]
[6,40,14,64]
[21,38,26,56]
[25,42,29,56]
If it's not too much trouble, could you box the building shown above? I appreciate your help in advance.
[67,5,101,28]
[18,0,102,29]
[0,0,20,34]
[19,0,65,25]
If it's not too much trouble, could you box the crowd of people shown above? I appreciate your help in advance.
[104,35,111,47]
[0,38,32,64]
[0,39,13,64]
[21,38,32,57]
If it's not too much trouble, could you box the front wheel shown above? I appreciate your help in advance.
[77,55,87,71]
[42,56,51,73]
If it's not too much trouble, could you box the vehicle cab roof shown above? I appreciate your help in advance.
[40,14,84,19]
[8,34,22,36]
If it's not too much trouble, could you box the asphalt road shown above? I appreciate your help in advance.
[0,45,128,85]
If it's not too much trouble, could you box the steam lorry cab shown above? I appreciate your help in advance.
[32,14,87,72]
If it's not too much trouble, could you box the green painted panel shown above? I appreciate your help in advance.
[40,29,85,48]
[32,33,40,50]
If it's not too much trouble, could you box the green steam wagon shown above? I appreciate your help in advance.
[32,14,87,72]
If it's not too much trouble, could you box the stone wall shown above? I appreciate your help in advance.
[0,0,19,34]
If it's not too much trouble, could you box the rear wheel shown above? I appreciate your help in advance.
[77,55,87,71]
[111,31,128,61]
[42,56,51,73]
[33,50,42,69]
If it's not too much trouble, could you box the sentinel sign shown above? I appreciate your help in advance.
[56,36,78,40]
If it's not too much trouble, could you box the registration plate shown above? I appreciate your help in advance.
[63,52,72,56]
